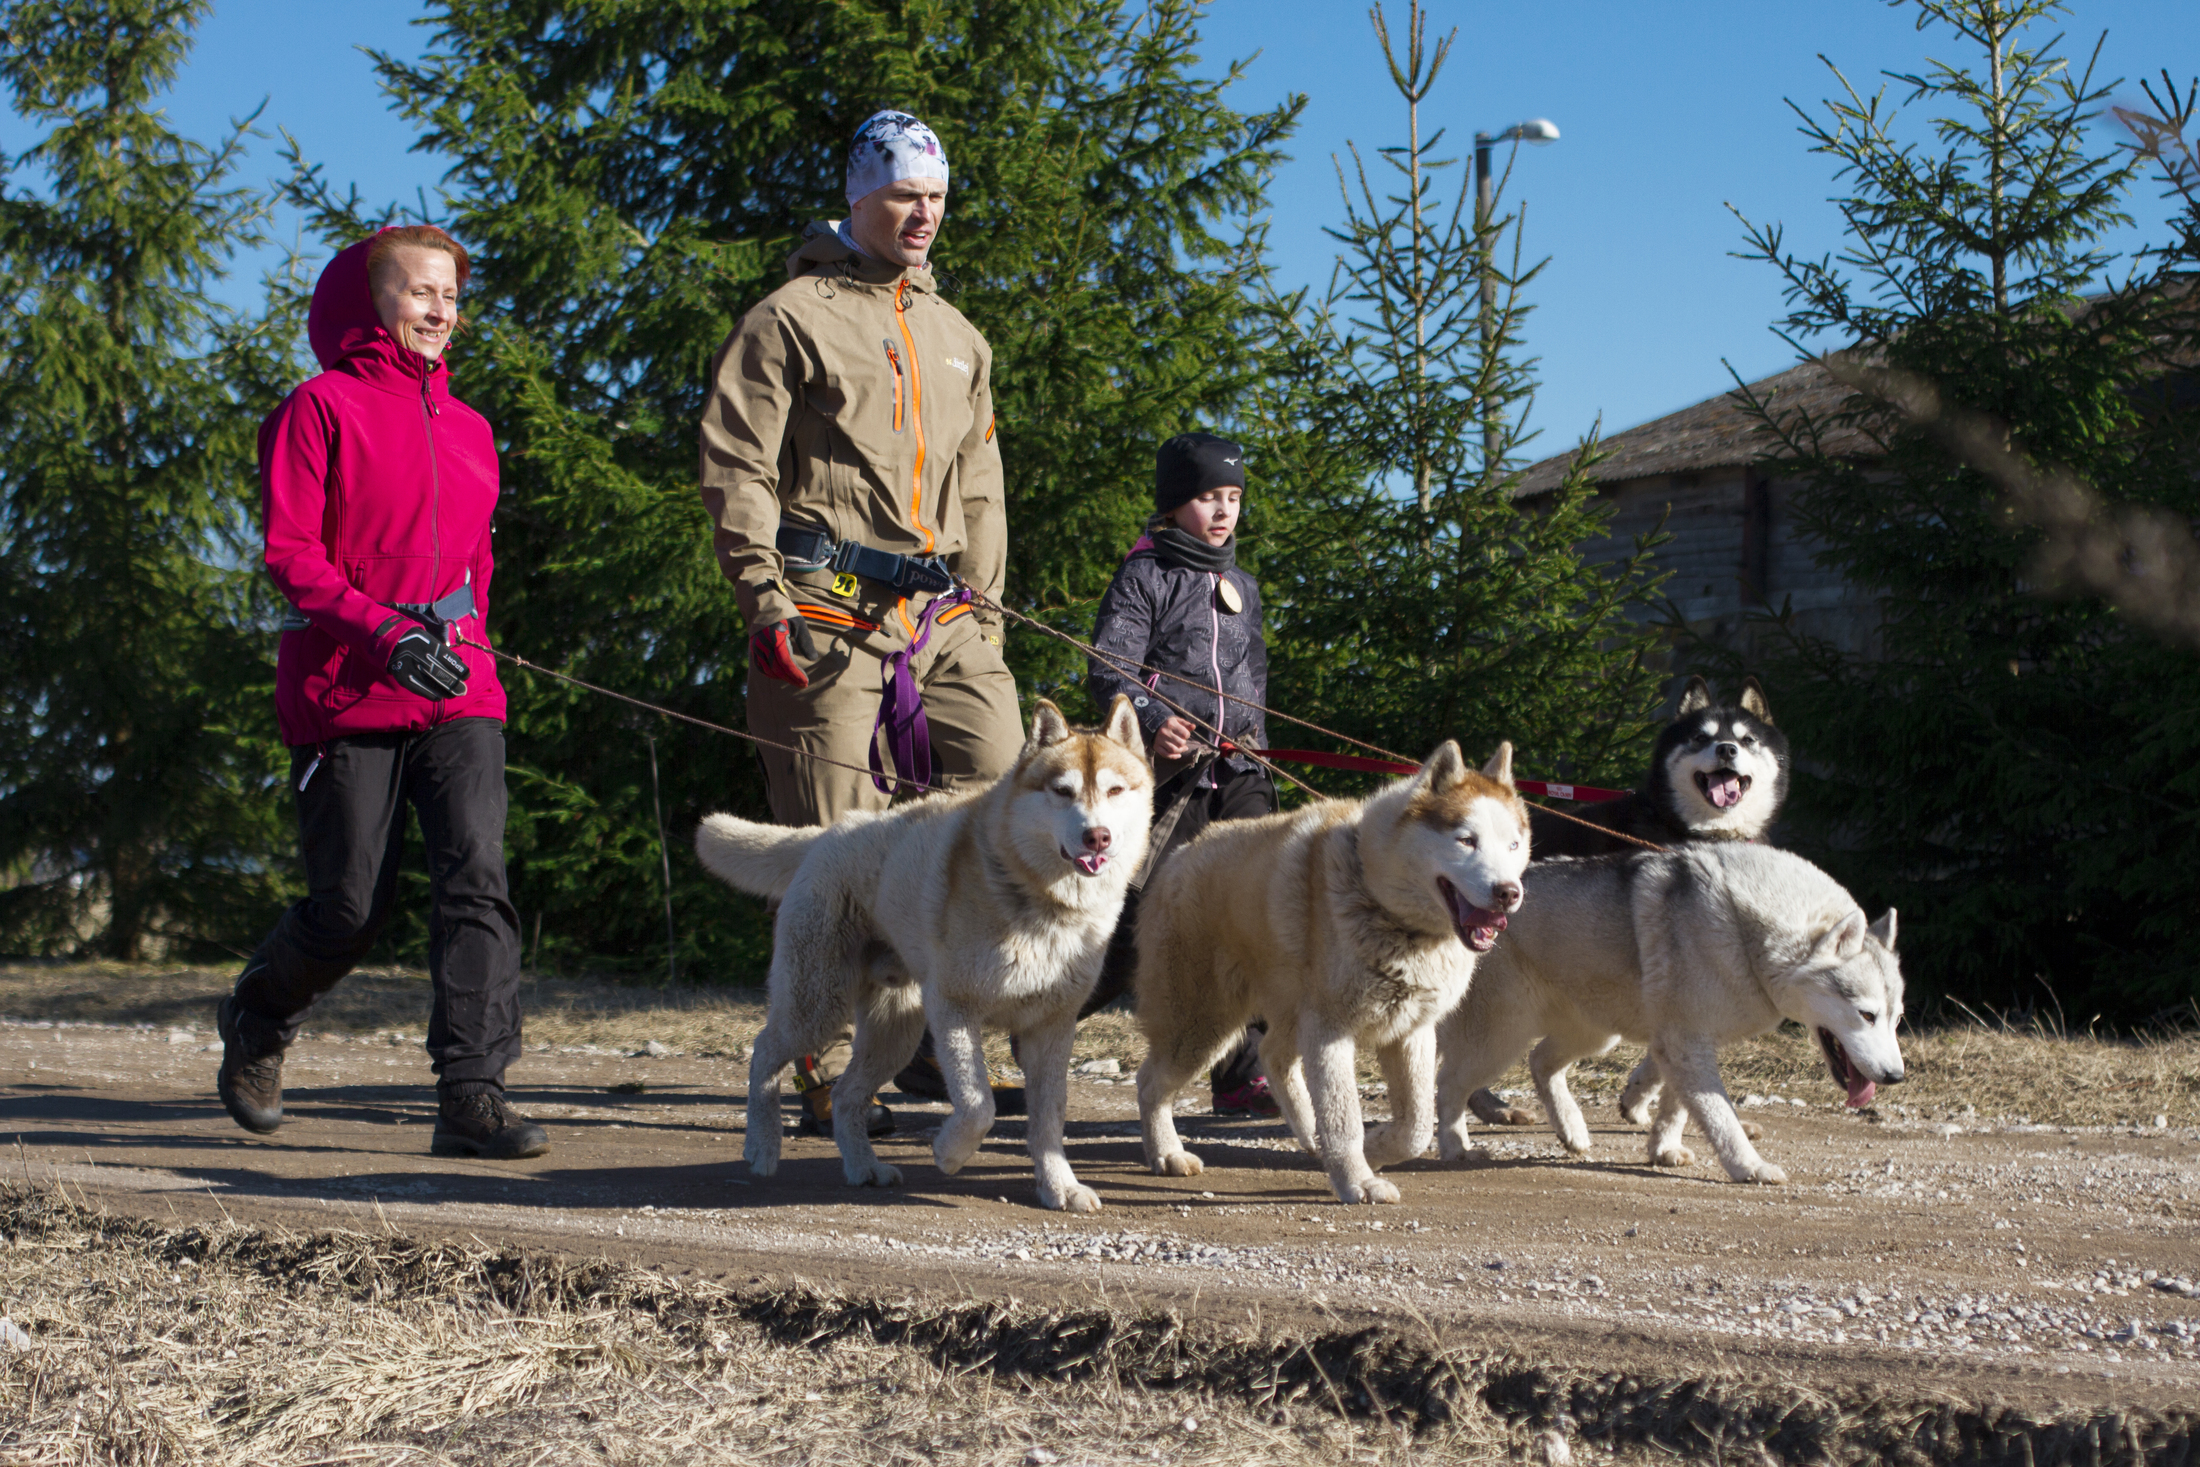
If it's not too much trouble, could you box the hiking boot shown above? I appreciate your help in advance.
[1212,1075,1280,1118]
[432,1090,550,1159]
[215,994,286,1134]
[793,1055,894,1138]
[893,1033,1025,1116]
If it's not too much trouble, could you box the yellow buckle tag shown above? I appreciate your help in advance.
[831,572,860,599]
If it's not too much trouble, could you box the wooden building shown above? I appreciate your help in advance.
[1513,361,1879,666]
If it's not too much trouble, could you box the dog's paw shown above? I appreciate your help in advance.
[1337,1175,1401,1204]
[1361,1123,1424,1169]
[1741,1119,1763,1141]
[1155,1150,1204,1178]
[844,1159,902,1188]
[745,1136,781,1178]
[1435,1124,1475,1163]
[1045,1183,1104,1214]
[1740,1162,1788,1185]
[1559,1133,1594,1158]
[1651,1144,1696,1169]
[934,1130,983,1176]
[1617,1101,1652,1126]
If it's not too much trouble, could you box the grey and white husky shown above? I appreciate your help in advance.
[1470,674,1793,1128]
[1434,842,1904,1184]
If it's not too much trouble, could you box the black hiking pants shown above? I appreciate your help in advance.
[1084,760,1276,1094]
[233,717,522,1092]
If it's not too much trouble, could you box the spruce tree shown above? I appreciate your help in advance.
[315,0,1299,976]
[0,0,299,958]
[1725,0,2200,1021]
[1245,0,1668,791]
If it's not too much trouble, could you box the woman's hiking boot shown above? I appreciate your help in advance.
[432,1089,550,1159]
[214,993,286,1134]
[892,1030,1025,1115]
[793,1054,894,1137]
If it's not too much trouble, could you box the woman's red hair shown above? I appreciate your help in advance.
[367,225,471,292]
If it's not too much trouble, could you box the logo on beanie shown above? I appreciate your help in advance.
[1155,431,1248,514]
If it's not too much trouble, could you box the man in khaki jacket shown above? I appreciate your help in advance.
[700,110,1024,1125]
[701,109,1020,827]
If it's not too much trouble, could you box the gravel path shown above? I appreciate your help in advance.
[4,1014,2197,1412]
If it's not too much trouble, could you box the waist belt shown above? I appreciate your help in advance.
[279,582,476,637]
[776,525,955,597]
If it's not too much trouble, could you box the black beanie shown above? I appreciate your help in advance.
[1155,431,1245,514]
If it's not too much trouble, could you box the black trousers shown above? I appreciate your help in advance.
[233,717,522,1090]
[1085,761,1277,1092]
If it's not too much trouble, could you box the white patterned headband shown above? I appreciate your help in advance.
[845,109,949,205]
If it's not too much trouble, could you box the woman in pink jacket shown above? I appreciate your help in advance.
[215,225,546,1161]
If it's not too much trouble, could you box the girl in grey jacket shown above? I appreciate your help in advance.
[1083,432,1275,1116]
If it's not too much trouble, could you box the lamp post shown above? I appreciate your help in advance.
[1473,117,1559,465]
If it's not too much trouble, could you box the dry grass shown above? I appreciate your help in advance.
[6,963,2196,1129]
[0,1182,1523,1466]
[1,1184,2193,1467]
[0,962,769,1060]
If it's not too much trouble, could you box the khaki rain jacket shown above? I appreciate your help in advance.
[699,224,1004,638]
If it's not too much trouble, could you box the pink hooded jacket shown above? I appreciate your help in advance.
[260,230,506,746]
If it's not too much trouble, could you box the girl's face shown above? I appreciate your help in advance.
[1170,485,1242,546]
[371,246,461,361]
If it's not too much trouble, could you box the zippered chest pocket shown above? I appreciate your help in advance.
[882,339,905,434]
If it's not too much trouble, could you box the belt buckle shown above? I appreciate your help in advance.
[901,555,954,596]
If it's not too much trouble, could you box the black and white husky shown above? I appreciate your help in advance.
[1469,675,1792,1127]
[1531,674,1789,858]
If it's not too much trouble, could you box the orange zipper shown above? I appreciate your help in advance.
[895,280,933,553]
[882,339,904,433]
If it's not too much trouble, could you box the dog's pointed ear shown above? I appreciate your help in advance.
[1026,699,1071,749]
[1814,909,1869,962]
[1868,907,1897,952]
[1421,739,1467,788]
[1101,694,1144,755]
[1739,676,1774,725]
[1676,675,1712,716]
[1480,739,1515,787]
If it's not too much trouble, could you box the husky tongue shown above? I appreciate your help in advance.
[1845,1071,1877,1108]
[1703,770,1744,809]
[1440,879,1508,952]
[1074,852,1108,876]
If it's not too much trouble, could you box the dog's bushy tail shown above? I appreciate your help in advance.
[694,813,818,901]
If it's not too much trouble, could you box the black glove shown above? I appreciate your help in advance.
[383,620,471,700]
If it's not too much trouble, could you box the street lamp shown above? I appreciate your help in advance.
[1473,118,1559,464]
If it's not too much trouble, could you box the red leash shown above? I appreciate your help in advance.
[1259,747,1629,803]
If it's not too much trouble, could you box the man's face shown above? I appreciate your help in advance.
[849,178,948,268]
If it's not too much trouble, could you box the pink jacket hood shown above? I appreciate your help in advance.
[258,230,506,745]
[310,233,395,369]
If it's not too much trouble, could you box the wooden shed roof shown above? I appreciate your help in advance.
[1513,359,1864,498]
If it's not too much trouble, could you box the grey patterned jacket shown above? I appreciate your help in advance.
[1087,543,1268,772]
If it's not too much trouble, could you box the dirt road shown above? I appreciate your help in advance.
[4,989,2197,1421]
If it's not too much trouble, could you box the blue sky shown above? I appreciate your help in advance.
[14,0,2194,455]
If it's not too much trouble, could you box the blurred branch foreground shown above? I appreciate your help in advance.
[1821,349,2200,650]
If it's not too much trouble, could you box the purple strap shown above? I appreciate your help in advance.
[870,588,975,794]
